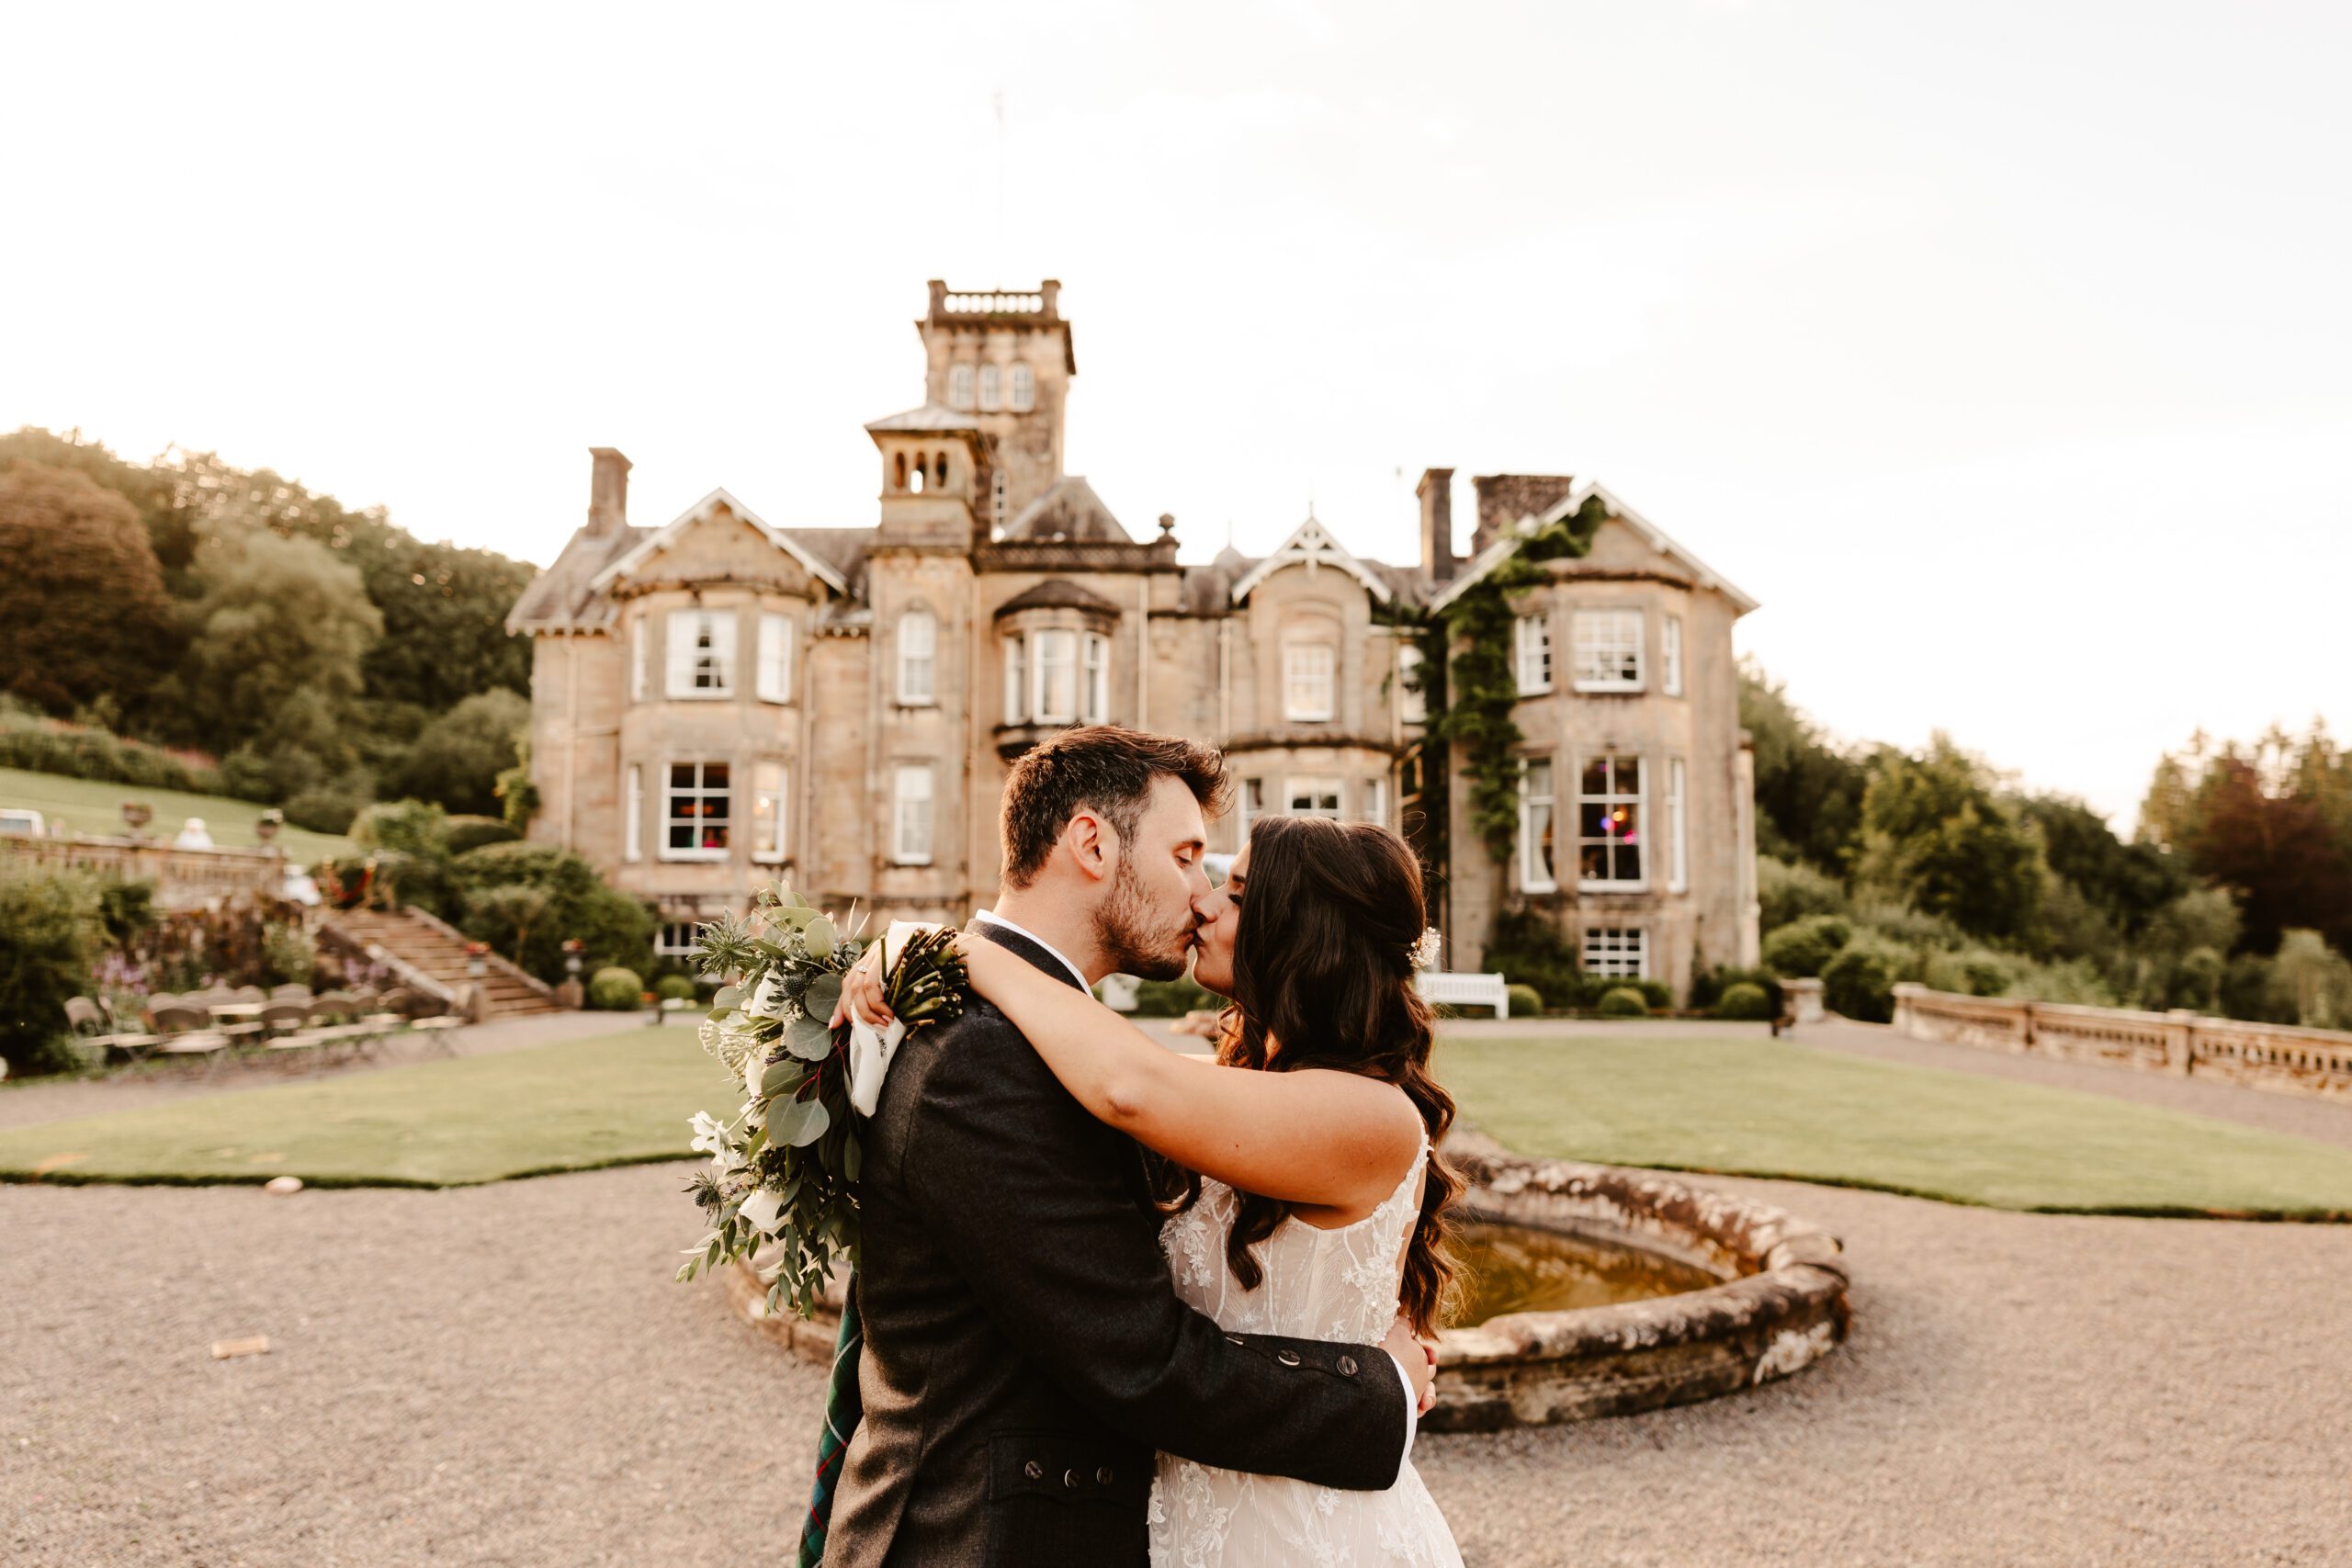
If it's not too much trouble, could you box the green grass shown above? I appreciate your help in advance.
[0,766,354,862]
[0,1028,730,1188]
[1441,1034,2352,1218]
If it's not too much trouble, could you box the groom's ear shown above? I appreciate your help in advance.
[1062,807,1115,886]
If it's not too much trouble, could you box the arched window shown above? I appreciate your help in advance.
[979,364,1001,412]
[947,364,975,410]
[910,455,927,494]
[933,453,948,491]
[892,451,907,491]
[897,609,937,705]
[1010,363,1035,412]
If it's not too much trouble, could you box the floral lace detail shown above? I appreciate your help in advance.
[1148,1129,1462,1568]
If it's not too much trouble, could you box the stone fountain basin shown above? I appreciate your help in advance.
[727,1144,1851,1434]
[1428,1144,1850,1431]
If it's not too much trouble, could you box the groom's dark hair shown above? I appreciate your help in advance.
[999,726,1228,889]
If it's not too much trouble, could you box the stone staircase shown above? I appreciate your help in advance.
[323,907,569,1019]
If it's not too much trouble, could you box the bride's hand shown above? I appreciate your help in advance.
[830,941,892,1029]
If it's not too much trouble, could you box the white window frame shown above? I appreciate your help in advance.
[978,363,1002,412]
[756,613,792,705]
[629,615,646,702]
[1032,628,1078,724]
[1364,776,1388,826]
[1582,927,1648,979]
[1519,757,1558,894]
[947,363,975,410]
[752,761,787,864]
[892,764,934,865]
[1081,632,1109,724]
[1577,752,1647,889]
[897,609,937,706]
[1514,613,1552,695]
[1663,614,1683,697]
[1010,362,1035,412]
[1002,635,1025,724]
[1285,777,1342,818]
[1283,638,1336,722]
[1396,644,1426,724]
[656,922,703,958]
[1238,779,1263,845]
[1668,757,1688,893]
[1573,609,1645,693]
[661,761,731,863]
[666,610,735,700]
[624,764,643,863]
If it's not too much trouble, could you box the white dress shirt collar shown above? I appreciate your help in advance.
[972,908,1091,991]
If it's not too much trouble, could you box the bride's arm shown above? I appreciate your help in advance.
[956,937,1422,1216]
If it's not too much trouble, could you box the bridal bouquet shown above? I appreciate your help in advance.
[676,885,966,1317]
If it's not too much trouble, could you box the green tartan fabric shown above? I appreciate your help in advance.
[797,1284,865,1568]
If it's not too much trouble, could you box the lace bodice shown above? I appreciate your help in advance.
[1148,1130,1464,1568]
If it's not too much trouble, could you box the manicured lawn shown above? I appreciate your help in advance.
[1440,1034,2352,1218]
[0,1028,730,1188]
[0,766,354,861]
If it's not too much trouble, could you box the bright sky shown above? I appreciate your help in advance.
[7,2,2346,832]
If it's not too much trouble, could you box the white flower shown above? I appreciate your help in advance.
[742,1045,768,1099]
[1408,928,1443,971]
[737,1186,785,1236]
[743,972,787,1021]
[690,1111,746,1175]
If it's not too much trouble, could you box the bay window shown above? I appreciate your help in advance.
[1286,778,1342,818]
[1668,757,1688,893]
[1519,758,1557,893]
[1032,629,1078,723]
[752,761,787,864]
[756,613,791,704]
[1663,615,1683,696]
[1577,754,1645,886]
[666,610,735,699]
[662,761,730,861]
[1573,609,1644,692]
[1082,632,1109,724]
[1283,638,1335,722]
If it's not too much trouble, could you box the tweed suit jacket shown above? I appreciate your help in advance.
[825,921,1410,1568]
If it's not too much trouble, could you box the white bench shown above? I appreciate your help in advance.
[1415,971,1510,1017]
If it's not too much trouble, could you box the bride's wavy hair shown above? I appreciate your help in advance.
[1157,813,1462,1337]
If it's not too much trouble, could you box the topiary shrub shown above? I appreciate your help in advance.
[1596,986,1648,1018]
[1504,983,1544,1019]
[588,965,644,1010]
[1821,936,1905,1022]
[351,798,451,860]
[655,974,697,1002]
[1761,914,1854,978]
[1690,963,1783,1018]
[1713,981,1773,1021]
[444,815,519,855]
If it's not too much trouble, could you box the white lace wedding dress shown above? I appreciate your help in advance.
[1149,1131,1464,1567]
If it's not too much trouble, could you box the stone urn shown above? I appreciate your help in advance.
[121,801,153,837]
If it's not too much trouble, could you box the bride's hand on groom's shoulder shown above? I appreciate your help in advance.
[831,942,894,1030]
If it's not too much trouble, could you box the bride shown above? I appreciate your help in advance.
[948,813,1464,1568]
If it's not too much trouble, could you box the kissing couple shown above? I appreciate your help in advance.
[817,725,1465,1567]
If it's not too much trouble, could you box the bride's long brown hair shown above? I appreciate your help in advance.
[1156,814,1461,1337]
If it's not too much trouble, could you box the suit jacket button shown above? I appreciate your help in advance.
[1338,1355,1359,1376]
[1023,1461,1044,1482]
[1097,1467,1115,1485]
[1063,1469,1081,1489]
[1276,1349,1302,1367]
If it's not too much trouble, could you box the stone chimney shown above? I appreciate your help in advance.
[1471,473,1577,556]
[1417,468,1455,583]
[586,447,631,536]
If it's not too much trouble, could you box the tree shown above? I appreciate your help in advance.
[164,526,382,795]
[2016,792,2188,938]
[1854,732,2048,948]
[2175,750,2352,955]
[382,691,529,816]
[0,463,177,716]
[1739,659,1874,878]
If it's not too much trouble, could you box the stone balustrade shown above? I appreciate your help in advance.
[1892,983,2352,1100]
[0,833,286,908]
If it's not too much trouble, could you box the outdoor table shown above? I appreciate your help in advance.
[208,1002,267,1021]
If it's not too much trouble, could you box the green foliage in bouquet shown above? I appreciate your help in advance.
[678,884,967,1319]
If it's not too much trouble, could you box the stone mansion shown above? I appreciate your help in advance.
[507,280,1761,993]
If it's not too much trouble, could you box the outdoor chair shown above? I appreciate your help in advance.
[268,984,314,1000]
[230,985,267,1003]
[65,997,160,1064]
[259,999,311,1033]
[149,1002,232,1076]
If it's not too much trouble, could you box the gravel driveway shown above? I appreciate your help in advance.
[7,1158,2347,1566]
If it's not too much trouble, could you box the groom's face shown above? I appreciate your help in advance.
[1093,775,1211,983]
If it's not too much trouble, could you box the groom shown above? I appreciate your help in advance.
[823,727,1430,1567]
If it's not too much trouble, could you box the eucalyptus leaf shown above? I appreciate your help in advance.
[713,985,743,1010]
[770,1095,831,1147]
[805,974,842,1021]
[805,917,836,960]
[842,1130,862,1182]
[761,1058,809,1100]
[785,1012,835,1060]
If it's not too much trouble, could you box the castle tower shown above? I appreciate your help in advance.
[916,280,1075,536]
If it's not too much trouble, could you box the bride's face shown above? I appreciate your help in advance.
[1188,844,1248,997]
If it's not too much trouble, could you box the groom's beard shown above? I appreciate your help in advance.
[1096,855,1196,982]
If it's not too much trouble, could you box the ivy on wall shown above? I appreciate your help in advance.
[1421,496,1609,865]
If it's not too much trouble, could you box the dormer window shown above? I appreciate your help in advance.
[979,364,1002,412]
[948,364,976,410]
[1010,363,1035,412]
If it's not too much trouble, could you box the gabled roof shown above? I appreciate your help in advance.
[1426,479,1758,615]
[506,525,648,633]
[1227,514,1393,605]
[587,488,850,596]
[864,403,982,436]
[1002,475,1131,544]
[993,578,1121,619]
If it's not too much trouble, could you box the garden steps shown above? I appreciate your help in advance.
[322,909,568,1018]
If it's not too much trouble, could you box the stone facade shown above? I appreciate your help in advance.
[507,280,1761,993]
